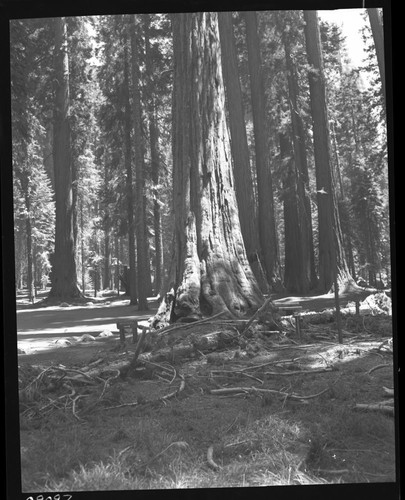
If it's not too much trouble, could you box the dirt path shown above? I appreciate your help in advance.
[273,286,388,311]
[17,299,157,357]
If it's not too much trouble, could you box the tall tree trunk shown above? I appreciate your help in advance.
[244,11,283,292]
[16,173,35,301]
[330,119,356,281]
[279,129,302,294]
[153,12,263,327]
[144,14,164,297]
[217,12,267,293]
[48,17,82,300]
[14,46,35,302]
[24,192,34,302]
[103,217,110,289]
[130,15,149,310]
[303,10,352,292]
[279,13,317,292]
[80,200,86,294]
[330,120,345,199]
[367,8,386,105]
[123,39,138,305]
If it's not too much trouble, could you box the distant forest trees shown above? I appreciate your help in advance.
[11,10,390,314]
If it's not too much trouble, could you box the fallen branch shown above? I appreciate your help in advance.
[238,357,305,372]
[72,395,87,421]
[140,359,175,375]
[375,398,394,406]
[316,468,350,475]
[263,367,336,376]
[135,441,189,470]
[153,311,227,337]
[377,339,393,354]
[211,369,264,385]
[367,363,391,375]
[383,386,394,397]
[210,382,336,401]
[241,297,274,335]
[129,326,148,369]
[104,401,139,410]
[207,445,221,471]
[354,403,394,416]
[160,374,185,401]
[22,366,52,392]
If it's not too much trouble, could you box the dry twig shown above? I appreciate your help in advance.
[367,363,391,375]
[207,445,221,470]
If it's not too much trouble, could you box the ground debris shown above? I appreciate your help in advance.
[354,385,395,417]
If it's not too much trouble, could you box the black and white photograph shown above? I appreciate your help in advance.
[2,0,398,498]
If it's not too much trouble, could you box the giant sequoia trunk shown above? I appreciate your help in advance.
[303,11,352,293]
[48,17,82,300]
[217,12,267,293]
[153,13,263,327]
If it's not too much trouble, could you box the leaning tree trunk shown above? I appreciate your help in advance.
[152,12,263,328]
[303,10,352,293]
[48,17,82,300]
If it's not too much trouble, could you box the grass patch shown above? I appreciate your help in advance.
[19,327,396,491]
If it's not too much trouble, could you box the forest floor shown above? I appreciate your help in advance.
[16,292,397,492]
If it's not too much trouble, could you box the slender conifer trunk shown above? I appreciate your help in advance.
[123,39,138,305]
[244,11,283,292]
[130,15,149,310]
[303,10,352,292]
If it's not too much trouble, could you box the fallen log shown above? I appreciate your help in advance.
[354,403,394,416]
[83,329,240,379]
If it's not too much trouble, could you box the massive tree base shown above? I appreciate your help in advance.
[38,285,86,307]
[151,211,264,329]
